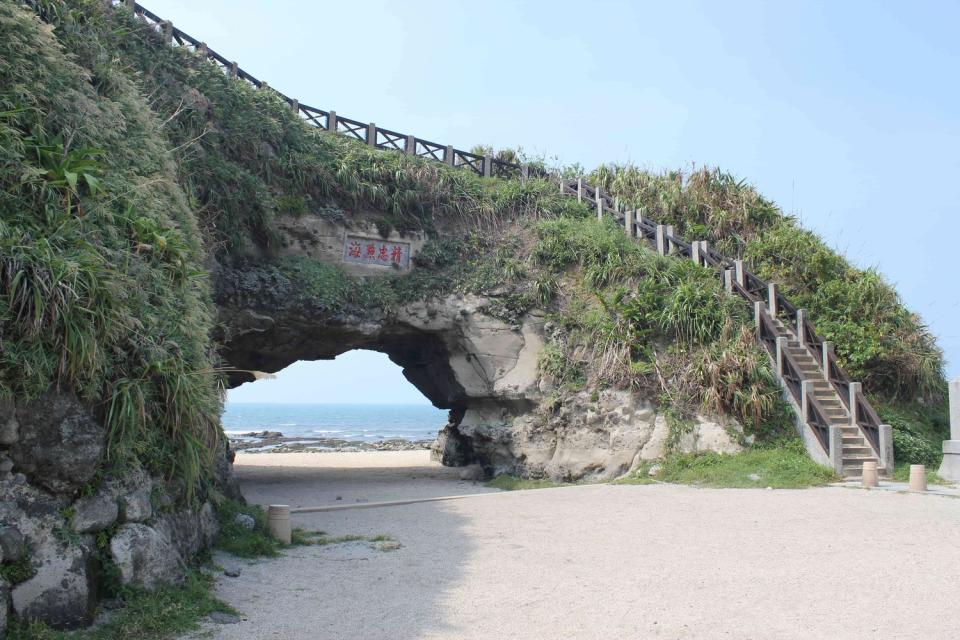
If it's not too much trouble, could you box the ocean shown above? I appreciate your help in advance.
[221,402,449,442]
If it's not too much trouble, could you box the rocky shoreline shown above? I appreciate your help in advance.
[229,431,433,454]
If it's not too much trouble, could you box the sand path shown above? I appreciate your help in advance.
[196,451,960,639]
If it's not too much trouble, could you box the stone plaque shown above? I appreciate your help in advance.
[343,235,410,268]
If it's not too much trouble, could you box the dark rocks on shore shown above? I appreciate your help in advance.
[227,432,434,454]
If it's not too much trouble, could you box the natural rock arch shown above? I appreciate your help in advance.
[213,209,744,479]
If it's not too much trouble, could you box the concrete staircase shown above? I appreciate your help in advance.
[775,322,884,477]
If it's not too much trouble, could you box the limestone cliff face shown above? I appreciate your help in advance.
[216,212,743,481]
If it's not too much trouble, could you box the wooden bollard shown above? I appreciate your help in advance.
[861,461,878,488]
[909,465,927,492]
[268,504,291,544]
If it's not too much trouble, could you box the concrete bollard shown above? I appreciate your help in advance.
[861,461,878,488]
[268,504,292,544]
[909,465,927,492]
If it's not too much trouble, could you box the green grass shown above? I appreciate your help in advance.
[7,569,234,640]
[486,475,564,491]
[891,463,951,486]
[618,442,839,489]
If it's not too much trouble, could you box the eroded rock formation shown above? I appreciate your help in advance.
[216,213,744,482]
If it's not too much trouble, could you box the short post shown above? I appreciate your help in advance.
[801,380,813,423]
[768,283,779,318]
[267,505,291,544]
[909,465,927,492]
[822,342,833,380]
[775,337,788,374]
[595,185,604,220]
[723,268,733,293]
[444,145,455,166]
[862,460,878,488]
[733,259,746,288]
[624,210,635,237]
[404,134,416,155]
[367,122,377,147]
[848,382,861,426]
[879,424,893,473]
[665,225,676,253]
[796,308,806,342]
[521,164,529,179]
[655,225,668,256]
[290,98,299,113]
[691,240,701,264]
[327,110,337,132]
[162,20,173,43]
[753,301,765,339]
[482,155,493,178]
[577,178,585,202]
[198,42,208,58]
[229,61,238,79]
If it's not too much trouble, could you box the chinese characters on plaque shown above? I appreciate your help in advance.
[343,235,411,268]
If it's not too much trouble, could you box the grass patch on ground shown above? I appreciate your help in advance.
[7,569,234,640]
[486,475,564,491]
[618,441,839,489]
[891,463,951,486]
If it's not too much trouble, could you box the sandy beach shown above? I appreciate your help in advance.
[194,451,960,640]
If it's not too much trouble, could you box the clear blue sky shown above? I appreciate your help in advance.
[144,0,960,401]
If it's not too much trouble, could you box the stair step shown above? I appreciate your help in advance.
[843,446,873,456]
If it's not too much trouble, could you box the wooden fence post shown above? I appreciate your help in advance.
[577,178,584,203]
[691,240,701,264]
[723,268,733,293]
[198,42,208,58]
[327,110,337,132]
[444,145,455,167]
[367,123,377,147]
[822,342,833,380]
[482,155,493,178]
[290,98,298,113]
[665,225,676,254]
[624,210,634,237]
[595,185,604,220]
[162,21,173,43]
[734,259,745,287]
[229,61,238,79]
[404,135,416,156]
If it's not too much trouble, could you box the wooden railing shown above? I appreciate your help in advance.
[114,0,531,180]
[106,0,887,464]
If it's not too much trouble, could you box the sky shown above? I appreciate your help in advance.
[142,0,960,401]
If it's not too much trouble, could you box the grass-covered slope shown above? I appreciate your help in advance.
[0,0,948,495]
[0,2,222,493]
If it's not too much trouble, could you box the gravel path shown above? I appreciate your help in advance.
[197,452,960,640]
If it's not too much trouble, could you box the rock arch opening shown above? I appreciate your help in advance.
[223,352,451,452]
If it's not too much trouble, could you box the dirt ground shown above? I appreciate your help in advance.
[194,451,960,640]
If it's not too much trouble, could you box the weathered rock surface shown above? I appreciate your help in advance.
[111,524,185,590]
[216,215,746,482]
[72,490,119,533]
[6,393,105,494]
